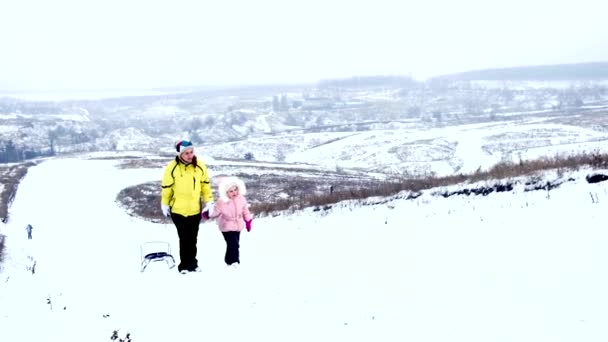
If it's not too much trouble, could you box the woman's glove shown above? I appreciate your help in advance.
[161,204,171,217]
[203,202,214,216]
[201,202,214,221]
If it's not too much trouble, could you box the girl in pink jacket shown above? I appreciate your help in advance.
[207,176,253,267]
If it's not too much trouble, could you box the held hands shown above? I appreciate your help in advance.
[201,202,214,221]
[244,218,253,232]
[161,204,171,217]
[203,202,215,215]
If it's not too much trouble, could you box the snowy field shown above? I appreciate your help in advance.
[2,157,608,341]
[208,117,608,176]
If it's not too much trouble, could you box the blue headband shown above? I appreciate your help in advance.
[176,140,193,153]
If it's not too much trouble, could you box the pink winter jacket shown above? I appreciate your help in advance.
[209,194,252,232]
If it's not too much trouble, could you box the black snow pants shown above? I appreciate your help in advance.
[222,231,241,265]
[171,212,201,272]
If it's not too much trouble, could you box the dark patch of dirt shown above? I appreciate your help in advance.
[0,161,38,223]
[116,173,380,222]
[433,177,576,198]
[586,173,608,184]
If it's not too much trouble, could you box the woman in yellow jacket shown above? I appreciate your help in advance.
[161,140,214,274]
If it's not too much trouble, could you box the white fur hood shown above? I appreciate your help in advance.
[217,176,247,202]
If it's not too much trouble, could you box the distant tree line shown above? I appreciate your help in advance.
[0,99,71,115]
[0,140,52,163]
[434,62,608,81]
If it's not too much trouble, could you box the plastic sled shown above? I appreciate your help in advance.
[140,241,176,272]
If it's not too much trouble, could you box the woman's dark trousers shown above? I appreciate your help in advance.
[171,213,201,272]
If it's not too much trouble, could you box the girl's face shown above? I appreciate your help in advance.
[227,186,239,199]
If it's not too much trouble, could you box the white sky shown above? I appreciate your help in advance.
[2,156,608,341]
[0,0,607,91]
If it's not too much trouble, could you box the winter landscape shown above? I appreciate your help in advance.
[2,0,608,340]
[2,147,608,341]
[1,67,608,341]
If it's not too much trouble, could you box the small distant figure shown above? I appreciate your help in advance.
[26,224,33,240]
[329,185,334,194]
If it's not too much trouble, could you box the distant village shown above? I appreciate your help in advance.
[0,70,607,164]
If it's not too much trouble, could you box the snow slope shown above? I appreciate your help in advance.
[1,157,608,341]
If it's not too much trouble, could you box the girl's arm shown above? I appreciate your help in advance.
[242,198,252,221]
[208,201,222,219]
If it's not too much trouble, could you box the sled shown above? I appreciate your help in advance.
[140,241,176,272]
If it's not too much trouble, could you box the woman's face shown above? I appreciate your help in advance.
[180,148,194,163]
[227,186,239,199]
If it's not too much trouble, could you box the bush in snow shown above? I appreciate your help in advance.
[0,234,5,269]
[110,330,132,342]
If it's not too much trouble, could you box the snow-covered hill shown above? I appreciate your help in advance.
[2,157,608,341]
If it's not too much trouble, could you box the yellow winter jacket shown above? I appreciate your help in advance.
[161,157,214,216]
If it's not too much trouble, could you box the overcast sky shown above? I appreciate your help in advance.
[0,0,606,92]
